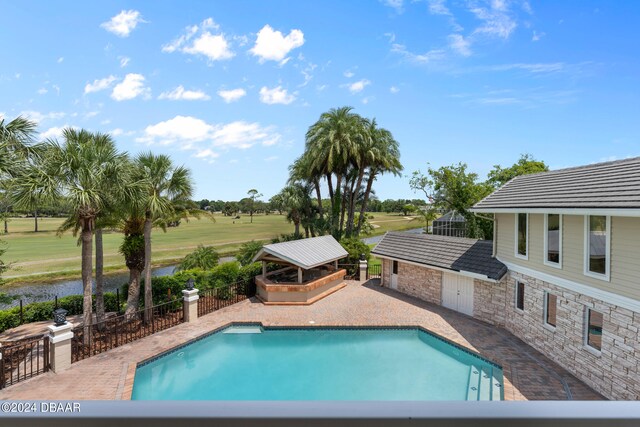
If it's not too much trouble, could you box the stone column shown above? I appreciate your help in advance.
[182,289,199,323]
[47,322,74,373]
[359,259,368,282]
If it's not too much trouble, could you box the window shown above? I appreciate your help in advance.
[544,292,557,328]
[515,281,525,311]
[585,215,610,280]
[544,214,562,267]
[515,213,528,259]
[392,260,399,275]
[585,309,603,352]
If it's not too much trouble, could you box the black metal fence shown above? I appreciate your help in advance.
[198,279,256,317]
[367,263,382,280]
[0,334,50,390]
[71,298,184,363]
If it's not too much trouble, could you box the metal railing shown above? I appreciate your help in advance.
[0,334,50,389]
[367,263,382,280]
[198,279,256,317]
[71,298,184,363]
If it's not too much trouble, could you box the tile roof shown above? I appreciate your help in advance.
[473,157,640,210]
[252,235,349,270]
[371,232,507,281]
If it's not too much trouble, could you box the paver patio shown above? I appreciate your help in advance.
[0,280,603,401]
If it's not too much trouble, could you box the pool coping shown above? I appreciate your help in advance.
[123,321,504,401]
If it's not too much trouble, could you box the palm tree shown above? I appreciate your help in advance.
[305,106,361,238]
[355,122,402,235]
[280,183,316,238]
[136,153,194,321]
[13,129,132,336]
[0,116,39,178]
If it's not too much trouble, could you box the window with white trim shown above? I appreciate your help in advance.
[515,281,525,311]
[584,215,610,280]
[585,308,603,352]
[544,214,562,267]
[515,213,528,259]
[544,292,557,328]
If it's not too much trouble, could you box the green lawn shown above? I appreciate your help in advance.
[0,213,421,281]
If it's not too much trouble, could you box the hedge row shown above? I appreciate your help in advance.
[0,293,122,334]
[0,261,268,334]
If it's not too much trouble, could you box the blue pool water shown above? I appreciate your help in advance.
[131,326,503,401]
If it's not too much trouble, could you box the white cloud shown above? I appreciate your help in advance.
[84,111,99,118]
[469,1,517,39]
[110,128,123,136]
[390,86,399,94]
[111,73,149,101]
[101,119,111,125]
[101,10,146,37]
[53,85,60,95]
[57,57,64,63]
[194,148,220,162]
[84,75,117,94]
[40,125,78,140]
[382,0,404,12]
[486,62,567,73]
[158,85,210,101]
[162,18,233,62]
[448,34,472,56]
[362,96,374,104]
[217,88,247,103]
[137,115,281,155]
[391,43,445,64]
[532,30,545,41]
[250,25,304,63]
[344,70,355,78]
[259,86,296,105]
[427,0,451,15]
[37,88,48,95]
[120,56,130,67]
[264,155,278,162]
[19,110,65,123]
[346,79,370,94]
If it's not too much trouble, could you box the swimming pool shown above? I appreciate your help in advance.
[131,325,503,401]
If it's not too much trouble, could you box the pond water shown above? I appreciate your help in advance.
[1,256,236,309]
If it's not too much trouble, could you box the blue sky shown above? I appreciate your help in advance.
[1,1,639,201]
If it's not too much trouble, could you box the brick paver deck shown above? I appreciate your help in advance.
[0,281,603,401]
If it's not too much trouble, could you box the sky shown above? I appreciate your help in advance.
[1,1,639,201]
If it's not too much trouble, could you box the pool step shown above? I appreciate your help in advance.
[467,366,502,401]
[466,366,481,401]
[223,326,263,334]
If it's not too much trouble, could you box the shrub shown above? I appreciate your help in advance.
[236,241,264,266]
[238,262,262,283]
[210,262,240,285]
[176,245,219,271]
[339,237,371,265]
[0,308,20,332]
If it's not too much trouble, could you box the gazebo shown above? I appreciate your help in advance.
[251,235,349,305]
[432,210,468,238]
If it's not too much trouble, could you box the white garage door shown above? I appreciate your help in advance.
[442,272,474,316]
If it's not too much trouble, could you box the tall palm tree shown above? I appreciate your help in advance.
[0,116,39,178]
[14,129,132,335]
[136,153,194,321]
[355,122,402,235]
[305,106,361,238]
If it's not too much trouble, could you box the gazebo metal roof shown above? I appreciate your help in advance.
[251,235,349,270]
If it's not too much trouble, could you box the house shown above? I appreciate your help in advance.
[372,157,640,400]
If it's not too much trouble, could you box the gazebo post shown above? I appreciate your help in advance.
[298,267,303,283]
[334,260,338,269]
[262,261,267,277]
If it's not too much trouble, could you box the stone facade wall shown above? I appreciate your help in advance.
[473,278,507,327]
[504,271,640,400]
[382,259,391,286]
[394,263,442,305]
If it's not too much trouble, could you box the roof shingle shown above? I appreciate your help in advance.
[371,232,507,280]
[473,156,640,210]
